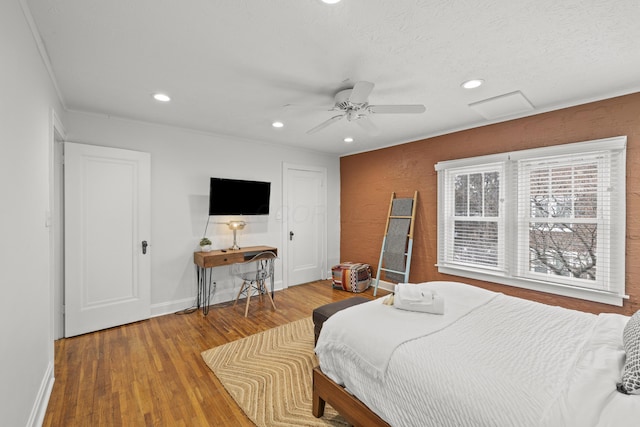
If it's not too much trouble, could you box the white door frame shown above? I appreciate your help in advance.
[49,109,66,341]
[282,163,328,289]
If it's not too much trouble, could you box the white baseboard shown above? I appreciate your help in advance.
[150,297,195,317]
[27,361,55,427]
[373,278,396,294]
[150,280,284,318]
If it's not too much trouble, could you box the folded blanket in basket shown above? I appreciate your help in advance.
[394,283,444,314]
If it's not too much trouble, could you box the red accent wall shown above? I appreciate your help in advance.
[340,92,640,315]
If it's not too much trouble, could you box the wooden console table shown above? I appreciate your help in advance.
[193,245,278,315]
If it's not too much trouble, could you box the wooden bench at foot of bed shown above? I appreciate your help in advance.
[312,366,391,427]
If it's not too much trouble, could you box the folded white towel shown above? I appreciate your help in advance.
[396,283,432,302]
[394,283,445,314]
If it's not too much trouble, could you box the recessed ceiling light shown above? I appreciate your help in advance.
[344,137,354,143]
[461,79,484,89]
[153,93,171,102]
[322,0,342,4]
[272,121,284,128]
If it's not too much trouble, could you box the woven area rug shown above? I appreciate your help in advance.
[201,317,348,427]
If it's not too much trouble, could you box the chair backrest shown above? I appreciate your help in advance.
[238,251,277,281]
[245,250,277,263]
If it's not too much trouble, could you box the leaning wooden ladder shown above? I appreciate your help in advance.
[373,191,418,296]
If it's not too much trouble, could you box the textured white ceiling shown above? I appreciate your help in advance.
[26,0,640,155]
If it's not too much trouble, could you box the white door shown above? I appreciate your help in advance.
[284,165,327,286]
[64,142,151,337]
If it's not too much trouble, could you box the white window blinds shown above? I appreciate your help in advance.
[516,150,624,293]
[436,136,626,305]
[441,163,504,271]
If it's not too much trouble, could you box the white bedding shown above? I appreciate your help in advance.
[315,281,498,379]
[315,281,640,427]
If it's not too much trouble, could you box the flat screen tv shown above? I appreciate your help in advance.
[208,177,271,216]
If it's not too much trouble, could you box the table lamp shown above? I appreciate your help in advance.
[228,220,246,250]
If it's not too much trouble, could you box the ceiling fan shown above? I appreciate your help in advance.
[306,81,426,135]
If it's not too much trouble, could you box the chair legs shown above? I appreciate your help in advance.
[234,278,276,317]
[244,285,252,317]
[233,280,249,309]
[259,278,277,311]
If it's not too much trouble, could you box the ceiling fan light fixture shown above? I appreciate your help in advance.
[344,137,354,143]
[152,93,171,102]
[321,0,342,4]
[272,121,284,128]
[305,80,424,135]
[461,79,484,89]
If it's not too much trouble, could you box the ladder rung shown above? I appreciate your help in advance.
[375,191,418,297]
[381,267,407,274]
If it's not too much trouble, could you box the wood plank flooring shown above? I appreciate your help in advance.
[43,281,387,426]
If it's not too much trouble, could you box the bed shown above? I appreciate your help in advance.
[313,281,640,427]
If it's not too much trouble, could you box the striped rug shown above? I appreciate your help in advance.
[201,317,348,426]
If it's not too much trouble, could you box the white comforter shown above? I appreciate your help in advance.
[315,281,498,379]
[315,281,640,427]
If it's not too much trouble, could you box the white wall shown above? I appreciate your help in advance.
[0,1,63,425]
[0,0,337,423]
[62,111,341,314]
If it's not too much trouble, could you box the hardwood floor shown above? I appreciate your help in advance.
[43,281,387,426]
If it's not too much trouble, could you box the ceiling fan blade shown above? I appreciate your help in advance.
[306,114,344,134]
[283,103,333,112]
[348,81,375,104]
[369,104,426,114]
[355,116,380,136]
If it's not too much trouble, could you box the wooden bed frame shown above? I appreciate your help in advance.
[310,277,632,426]
[312,366,390,427]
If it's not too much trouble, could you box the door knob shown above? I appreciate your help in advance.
[289,231,294,241]
[142,240,148,254]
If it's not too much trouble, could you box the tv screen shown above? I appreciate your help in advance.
[208,178,271,216]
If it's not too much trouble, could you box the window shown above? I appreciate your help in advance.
[436,136,626,305]
[442,163,504,270]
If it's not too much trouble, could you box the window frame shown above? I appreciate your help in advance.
[435,136,627,306]
[441,162,505,272]
[516,152,609,290]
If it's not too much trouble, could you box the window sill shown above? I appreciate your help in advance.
[437,265,626,307]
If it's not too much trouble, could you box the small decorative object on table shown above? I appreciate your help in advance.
[199,237,212,252]
[331,262,372,293]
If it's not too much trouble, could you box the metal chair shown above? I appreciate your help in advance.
[233,251,277,317]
